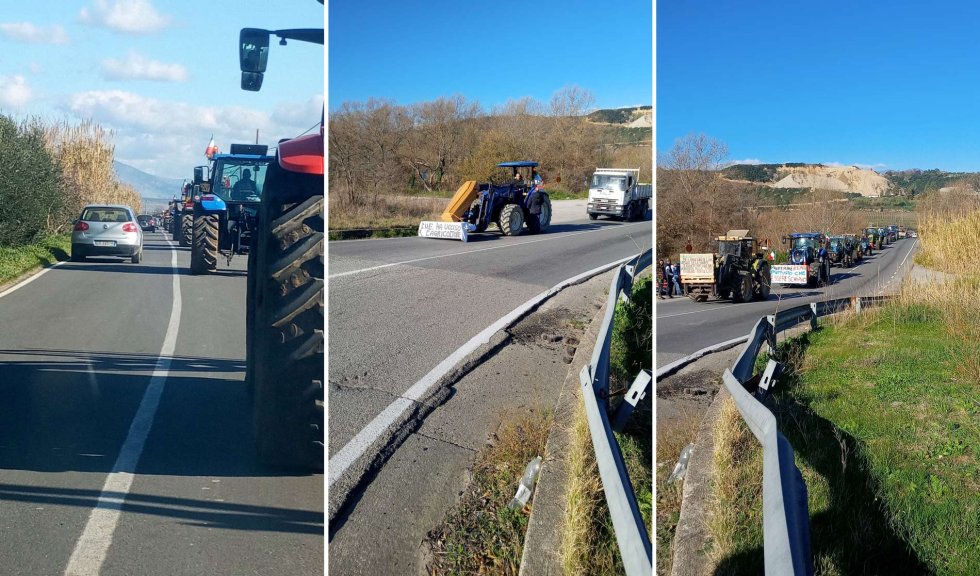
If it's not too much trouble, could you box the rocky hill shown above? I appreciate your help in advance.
[722,163,895,197]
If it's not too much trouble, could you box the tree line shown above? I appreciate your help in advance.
[0,115,142,247]
[328,86,652,213]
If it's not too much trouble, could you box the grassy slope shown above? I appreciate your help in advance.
[710,309,978,575]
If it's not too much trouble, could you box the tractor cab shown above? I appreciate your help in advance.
[716,236,757,260]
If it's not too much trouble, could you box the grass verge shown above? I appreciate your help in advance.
[0,234,71,286]
[709,308,978,575]
[425,409,551,575]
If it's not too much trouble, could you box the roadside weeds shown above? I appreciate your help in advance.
[0,234,70,287]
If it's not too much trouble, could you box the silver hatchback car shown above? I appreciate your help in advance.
[71,204,144,263]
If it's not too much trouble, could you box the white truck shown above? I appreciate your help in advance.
[586,167,652,221]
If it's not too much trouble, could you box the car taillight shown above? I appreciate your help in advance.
[74,221,89,231]
[122,223,138,232]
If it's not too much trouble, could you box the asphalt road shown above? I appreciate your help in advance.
[656,237,919,367]
[327,201,652,520]
[0,232,323,575]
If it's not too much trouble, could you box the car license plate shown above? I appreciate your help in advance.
[93,241,116,247]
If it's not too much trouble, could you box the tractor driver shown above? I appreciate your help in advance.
[232,169,258,200]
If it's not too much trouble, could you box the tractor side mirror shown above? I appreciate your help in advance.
[781,236,787,245]
[240,28,270,91]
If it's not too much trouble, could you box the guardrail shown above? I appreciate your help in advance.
[579,248,652,576]
[717,294,894,575]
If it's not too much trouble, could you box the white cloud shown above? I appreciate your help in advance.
[102,51,187,82]
[0,75,33,108]
[726,158,764,166]
[0,22,69,44]
[79,0,171,34]
[66,90,321,178]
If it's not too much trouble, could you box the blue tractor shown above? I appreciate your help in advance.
[190,144,275,274]
[460,161,552,236]
[783,232,831,287]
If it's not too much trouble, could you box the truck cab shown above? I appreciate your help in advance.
[587,168,651,221]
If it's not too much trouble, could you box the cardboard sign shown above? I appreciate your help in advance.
[771,264,808,285]
[679,253,714,283]
[418,221,468,242]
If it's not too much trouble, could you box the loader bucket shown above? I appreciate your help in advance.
[439,181,478,222]
[418,220,471,241]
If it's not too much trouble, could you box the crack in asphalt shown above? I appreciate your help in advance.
[412,431,477,454]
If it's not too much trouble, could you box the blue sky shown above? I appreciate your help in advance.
[0,1,324,179]
[658,1,980,172]
[328,0,652,112]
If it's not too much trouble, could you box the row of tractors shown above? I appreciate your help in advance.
[678,223,910,302]
[159,7,324,469]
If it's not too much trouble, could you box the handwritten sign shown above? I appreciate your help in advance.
[418,221,468,242]
[680,253,714,283]
[771,265,808,285]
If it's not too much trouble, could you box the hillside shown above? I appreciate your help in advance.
[587,106,652,127]
[721,163,895,197]
[113,161,184,206]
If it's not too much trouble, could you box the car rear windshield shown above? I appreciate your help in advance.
[81,208,131,223]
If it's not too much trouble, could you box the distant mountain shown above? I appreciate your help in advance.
[113,161,184,206]
[587,106,652,126]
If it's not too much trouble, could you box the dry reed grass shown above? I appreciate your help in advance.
[329,193,444,229]
[44,120,141,229]
[560,399,620,575]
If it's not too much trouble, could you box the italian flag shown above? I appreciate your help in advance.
[204,135,218,159]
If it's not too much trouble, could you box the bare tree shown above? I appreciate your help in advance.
[657,133,735,256]
[403,95,480,192]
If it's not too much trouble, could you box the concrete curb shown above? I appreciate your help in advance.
[669,382,729,576]
[518,283,609,576]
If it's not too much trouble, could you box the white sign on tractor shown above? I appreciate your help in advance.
[679,253,715,283]
[417,221,472,242]
[771,264,808,284]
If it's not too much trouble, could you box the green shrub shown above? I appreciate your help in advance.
[0,116,64,246]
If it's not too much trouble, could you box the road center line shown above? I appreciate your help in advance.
[329,222,649,279]
[328,253,636,488]
[64,240,182,576]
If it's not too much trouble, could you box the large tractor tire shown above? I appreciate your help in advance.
[190,209,219,275]
[180,213,193,247]
[588,213,599,220]
[498,203,524,236]
[537,195,552,232]
[245,233,258,397]
[731,273,753,303]
[249,162,324,469]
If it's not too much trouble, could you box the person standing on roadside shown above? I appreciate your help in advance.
[663,259,674,299]
[657,259,666,299]
[672,260,682,296]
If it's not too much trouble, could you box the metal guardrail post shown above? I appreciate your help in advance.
[612,369,651,432]
[755,359,783,401]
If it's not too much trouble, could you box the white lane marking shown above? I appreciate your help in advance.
[328,254,636,488]
[329,222,649,279]
[64,240,181,576]
[897,239,918,271]
[0,261,67,299]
